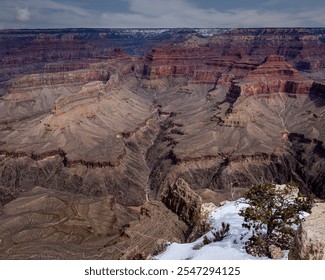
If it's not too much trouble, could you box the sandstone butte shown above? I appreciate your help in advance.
[0,28,324,259]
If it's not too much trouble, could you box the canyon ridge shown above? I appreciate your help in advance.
[0,28,324,259]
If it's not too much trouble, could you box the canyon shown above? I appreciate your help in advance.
[0,28,324,259]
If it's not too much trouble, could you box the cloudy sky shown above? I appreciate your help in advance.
[0,0,324,29]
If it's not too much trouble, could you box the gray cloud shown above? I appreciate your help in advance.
[15,7,32,22]
[101,0,325,28]
[1,0,324,29]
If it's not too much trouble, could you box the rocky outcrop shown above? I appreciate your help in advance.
[268,245,285,259]
[118,201,188,259]
[249,55,301,77]
[289,203,325,260]
[161,178,202,226]
[187,202,218,242]
[237,55,313,96]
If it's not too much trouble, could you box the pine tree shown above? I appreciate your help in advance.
[239,183,314,257]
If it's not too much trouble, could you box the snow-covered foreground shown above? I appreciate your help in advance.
[155,200,277,260]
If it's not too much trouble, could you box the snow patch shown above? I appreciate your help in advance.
[155,200,270,260]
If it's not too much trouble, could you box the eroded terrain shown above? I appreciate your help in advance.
[0,28,324,259]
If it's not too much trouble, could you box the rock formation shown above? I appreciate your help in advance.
[237,55,313,96]
[268,245,285,259]
[161,178,202,226]
[289,203,325,260]
[0,28,325,259]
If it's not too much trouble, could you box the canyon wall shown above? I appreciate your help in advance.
[0,28,324,258]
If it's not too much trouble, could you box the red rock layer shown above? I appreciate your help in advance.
[236,55,313,96]
[143,47,258,84]
[141,29,325,86]
[209,28,325,71]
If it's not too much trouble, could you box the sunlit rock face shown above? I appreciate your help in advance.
[0,28,324,259]
[289,203,325,260]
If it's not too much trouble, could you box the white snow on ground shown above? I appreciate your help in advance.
[155,200,273,260]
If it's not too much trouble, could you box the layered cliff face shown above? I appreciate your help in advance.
[237,55,313,96]
[143,43,258,85]
[142,28,325,84]
[0,28,325,259]
[161,178,202,226]
[289,203,325,260]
